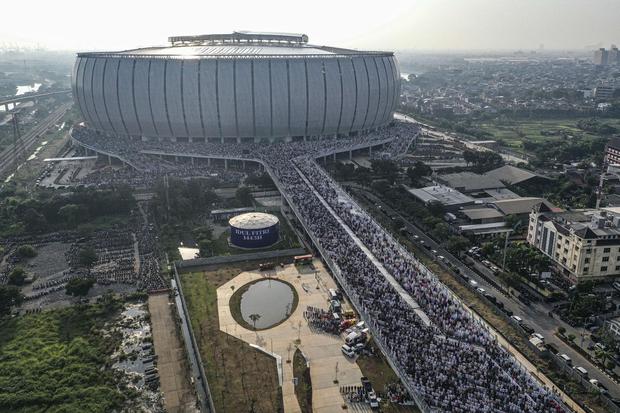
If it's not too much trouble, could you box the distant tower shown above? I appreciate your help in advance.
[593,48,609,65]
[609,45,620,65]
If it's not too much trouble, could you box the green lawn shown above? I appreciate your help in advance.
[473,118,613,152]
[0,302,127,413]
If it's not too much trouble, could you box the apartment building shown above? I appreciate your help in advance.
[528,203,620,283]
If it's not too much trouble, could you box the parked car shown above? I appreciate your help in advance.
[559,354,572,365]
[511,315,523,323]
[469,280,478,287]
[520,323,535,335]
[341,344,356,358]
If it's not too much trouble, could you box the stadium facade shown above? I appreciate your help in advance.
[72,31,400,143]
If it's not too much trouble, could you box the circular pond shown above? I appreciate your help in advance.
[232,279,297,330]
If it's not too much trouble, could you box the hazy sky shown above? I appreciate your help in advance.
[2,0,619,52]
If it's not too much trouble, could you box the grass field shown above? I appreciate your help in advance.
[180,268,283,413]
[473,118,619,151]
[293,349,312,413]
[0,301,128,413]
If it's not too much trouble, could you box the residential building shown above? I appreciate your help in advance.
[593,86,614,101]
[528,204,620,283]
[605,138,620,166]
[605,317,620,340]
[594,48,609,65]
[609,47,620,66]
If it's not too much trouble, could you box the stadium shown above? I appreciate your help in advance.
[72,31,400,143]
[66,34,573,413]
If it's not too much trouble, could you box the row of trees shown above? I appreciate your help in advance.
[462,149,505,173]
[0,186,135,236]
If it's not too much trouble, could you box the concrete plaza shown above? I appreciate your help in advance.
[217,260,370,413]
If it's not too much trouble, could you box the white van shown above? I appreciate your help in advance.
[328,289,339,300]
[574,366,588,377]
[559,354,572,365]
[345,331,362,345]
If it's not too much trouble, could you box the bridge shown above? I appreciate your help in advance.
[0,90,72,111]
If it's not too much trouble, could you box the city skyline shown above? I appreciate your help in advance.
[2,0,620,52]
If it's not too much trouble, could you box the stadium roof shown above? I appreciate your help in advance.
[78,32,392,59]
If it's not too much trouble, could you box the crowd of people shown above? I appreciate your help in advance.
[70,120,569,412]
[0,215,167,300]
[77,163,246,189]
[303,305,340,335]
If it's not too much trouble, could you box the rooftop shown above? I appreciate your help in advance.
[77,32,392,59]
[229,212,279,229]
[406,185,474,206]
[484,165,551,186]
[461,208,505,220]
[437,172,505,193]
[492,197,555,215]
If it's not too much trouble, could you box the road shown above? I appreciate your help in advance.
[0,102,72,178]
[350,185,620,400]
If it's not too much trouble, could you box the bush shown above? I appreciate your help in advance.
[65,278,95,297]
[8,267,26,286]
[16,245,36,259]
[558,327,566,335]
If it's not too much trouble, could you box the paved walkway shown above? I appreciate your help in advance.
[217,261,369,413]
[149,293,199,413]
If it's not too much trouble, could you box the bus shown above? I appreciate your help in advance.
[294,254,313,265]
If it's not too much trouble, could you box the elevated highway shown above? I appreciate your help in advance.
[0,90,71,111]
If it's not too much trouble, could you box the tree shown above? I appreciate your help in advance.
[65,277,95,297]
[235,187,253,206]
[249,313,261,331]
[370,160,399,184]
[354,167,372,187]
[8,267,26,286]
[406,161,432,185]
[22,208,47,232]
[595,348,613,367]
[0,285,24,315]
[78,247,98,270]
[446,236,471,254]
[558,327,566,335]
[426,201,445,217]
[432,222,450,241]
[58,204,88,227]
[16,244,36,259]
